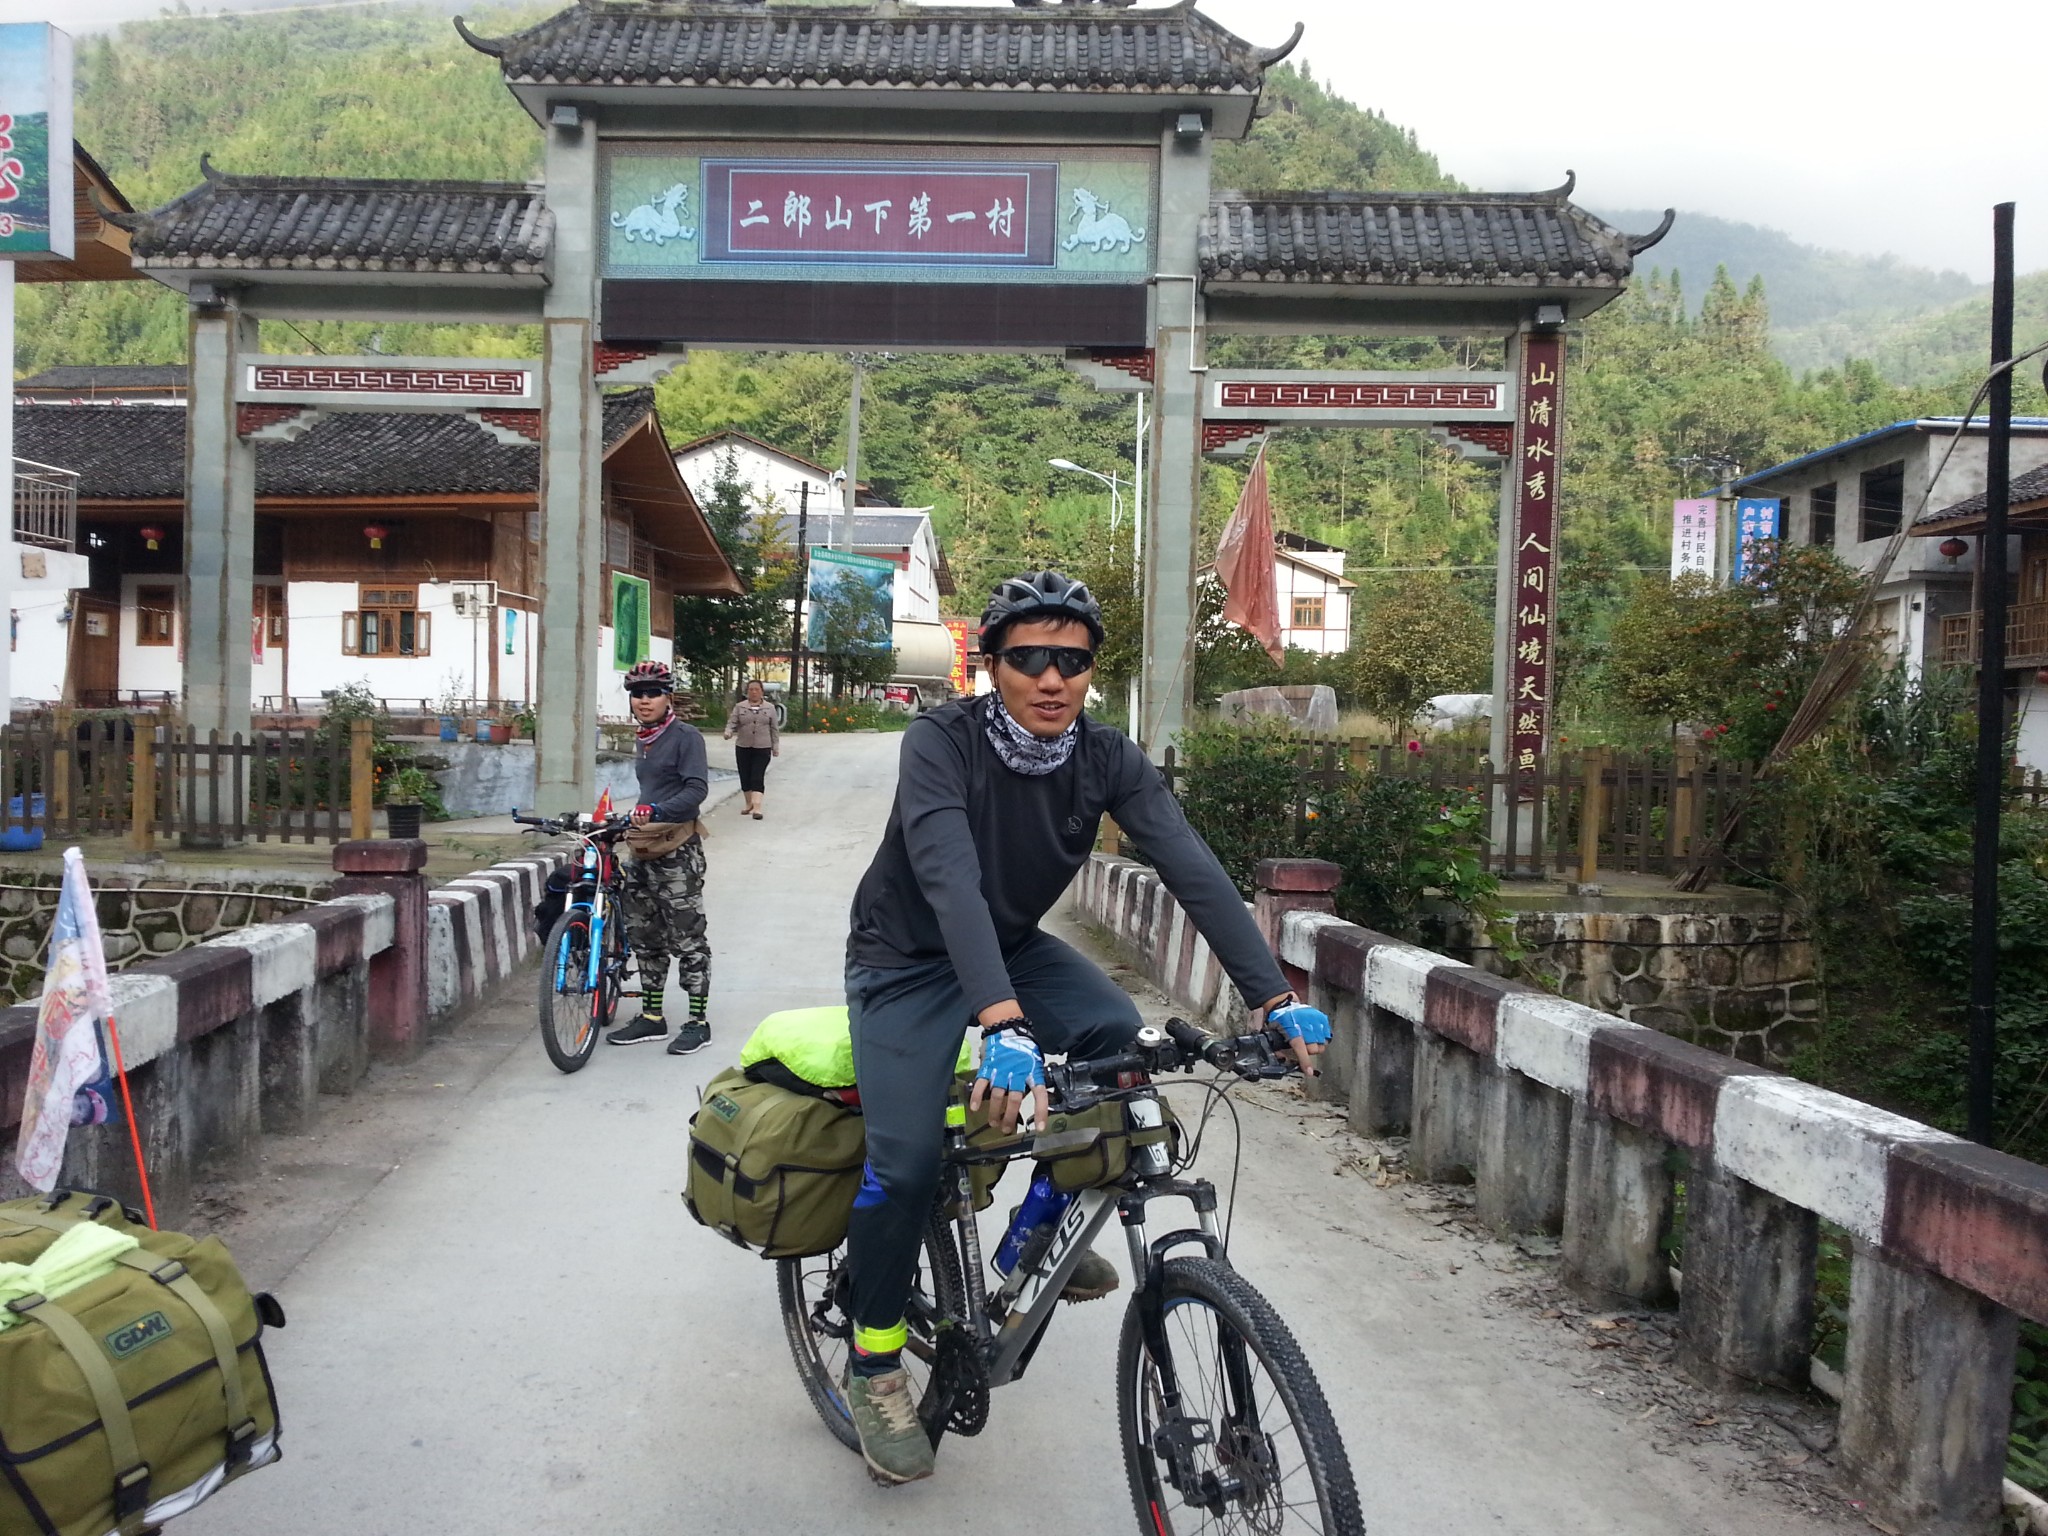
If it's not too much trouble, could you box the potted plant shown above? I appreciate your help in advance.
[435,678,464,742]
[511,705,537,740]
[385,767,434,839]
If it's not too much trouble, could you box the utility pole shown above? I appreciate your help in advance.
[1968,201,2017,1147]
[843,355,863,551]
[788,480,812,729]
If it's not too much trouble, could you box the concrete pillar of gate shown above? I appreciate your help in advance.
[534,108,601,815]
[181,299,260,846]
[1675,1152,1817,1390]
[1137,114,1210,759]
[1837,1240,2018,1536]
[1561,1098,1676,1308]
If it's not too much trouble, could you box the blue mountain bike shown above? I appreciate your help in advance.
[517,812,633,1073]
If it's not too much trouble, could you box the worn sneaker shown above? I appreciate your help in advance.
[608,1015,667,1046]
[843,1366,935,1484]
[1060,1247,1121,1303]
[667,1020,711,1056]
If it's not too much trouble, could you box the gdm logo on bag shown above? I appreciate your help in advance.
[106,1311,173,1360]
[707,1093,743,1123]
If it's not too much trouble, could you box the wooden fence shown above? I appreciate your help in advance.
[1154,740,1758,880]
[0,717,376,848]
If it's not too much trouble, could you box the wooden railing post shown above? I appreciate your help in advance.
[1578,746,1606,885]
[1099,814,1122,856]
[350,719,374,841]
[1671,741,1698,861]
[49,707,73,830]
[129,715,156,856]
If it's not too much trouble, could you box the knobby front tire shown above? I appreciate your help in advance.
[538,909,601,1074]
[1117,1257,1362,1536]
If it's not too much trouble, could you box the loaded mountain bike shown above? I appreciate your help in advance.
[515,811,635,1073]
[777,1017,1362,1534]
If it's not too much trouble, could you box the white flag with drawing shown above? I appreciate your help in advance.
[13,848,115,1192]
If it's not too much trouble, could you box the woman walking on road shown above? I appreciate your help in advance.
[725,678,780,820]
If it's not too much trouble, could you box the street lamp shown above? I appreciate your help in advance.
[1049,458,1126,534]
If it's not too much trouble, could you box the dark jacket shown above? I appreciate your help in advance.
[848,696,1289,1017]
[634,717,708,824]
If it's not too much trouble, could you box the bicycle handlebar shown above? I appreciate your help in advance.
[511,810,632,837]
[1045,1019,1296,1109]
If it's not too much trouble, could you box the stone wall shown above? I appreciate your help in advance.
[1452,909,1819,1066]
[0,868,332,1007]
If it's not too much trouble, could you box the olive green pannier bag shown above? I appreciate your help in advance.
[683,1066,869,1260]
[0,1190,283,1536]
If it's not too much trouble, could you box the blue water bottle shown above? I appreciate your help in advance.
[992,1170,1072,1276]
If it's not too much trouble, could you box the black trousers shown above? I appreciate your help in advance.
[844,929,1141,1334]
[734,746,771,793]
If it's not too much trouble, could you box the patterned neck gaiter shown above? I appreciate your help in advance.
[636,708,676,747]
[983,693,1079,777]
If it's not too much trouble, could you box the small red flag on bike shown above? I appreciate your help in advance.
[594,787,613,820]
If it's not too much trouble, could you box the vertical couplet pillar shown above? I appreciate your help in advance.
[1490,324,1564,867]
[1,262,15,725]
[534,110,602,814]
[182,297,260,846]
[1138,114,1211,758]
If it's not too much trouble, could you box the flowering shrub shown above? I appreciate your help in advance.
[797,700,912,734]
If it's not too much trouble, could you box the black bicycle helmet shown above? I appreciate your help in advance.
[979,570,1104,653]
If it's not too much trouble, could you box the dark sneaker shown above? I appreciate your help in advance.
[608,1015,667,1046]
[843,1366,935,1484]
[1061,1247,1121,1303]
[667,1020,711,1056]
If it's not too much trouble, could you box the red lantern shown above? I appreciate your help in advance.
[363,524,389,551]
[139,525,166,551]
[1940,537,1969,561]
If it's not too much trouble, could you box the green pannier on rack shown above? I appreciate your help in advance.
[0,1190,283,1536]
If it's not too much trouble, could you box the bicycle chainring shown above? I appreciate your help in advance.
[933,1327,990,1436]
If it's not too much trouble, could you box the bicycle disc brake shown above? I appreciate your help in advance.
[933,1327,990,1436]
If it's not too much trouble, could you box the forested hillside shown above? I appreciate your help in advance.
[15,3,2043,709]
[1775,272,2048,386]
[1593,207,1977,331]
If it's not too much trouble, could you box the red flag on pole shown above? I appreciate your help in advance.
[1214,443,1283,665]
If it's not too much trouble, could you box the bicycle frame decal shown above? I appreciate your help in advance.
[989,1187,1119,1384]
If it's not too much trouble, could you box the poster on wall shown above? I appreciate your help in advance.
[0,24,75,261]
[1733,497,1781,584]
[610,573,651,670]
[806,547,895,653]
[943,617,970,695]
[1670,498,1717,580]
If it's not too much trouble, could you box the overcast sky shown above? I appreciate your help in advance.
[14,0,2043,278]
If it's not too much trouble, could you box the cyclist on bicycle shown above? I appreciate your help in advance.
[608,659,714,1056]
[839,569,1330,1484]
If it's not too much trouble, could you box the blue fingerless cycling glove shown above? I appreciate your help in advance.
[1270,1002,1332,1047]
[977,1026,1046,1095]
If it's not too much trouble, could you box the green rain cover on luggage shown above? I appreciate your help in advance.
[0,1192,281,1536]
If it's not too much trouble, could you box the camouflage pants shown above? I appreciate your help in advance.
[618,836,710,998]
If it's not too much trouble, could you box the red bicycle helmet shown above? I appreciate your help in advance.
[623,659,674,692]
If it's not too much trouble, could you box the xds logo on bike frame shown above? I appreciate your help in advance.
[106,1311,173,1360]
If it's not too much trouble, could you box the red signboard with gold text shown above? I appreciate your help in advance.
[1508,332,1564,776]
[943,618,971,695]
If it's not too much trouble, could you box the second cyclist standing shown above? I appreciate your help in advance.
[609,659,716,1055]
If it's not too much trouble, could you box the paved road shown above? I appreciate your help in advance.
[188,731,1854,1536]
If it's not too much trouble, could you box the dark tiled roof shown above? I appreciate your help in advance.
[1201,188,1672,288]
[121,160,551,275]
[16,365,187,393]
[1923,462,2048,525]
[15,389,651,501]
[460,3,1294,94]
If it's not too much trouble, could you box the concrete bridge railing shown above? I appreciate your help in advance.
[0,840,570,1224]
[1074,851,2048,1536]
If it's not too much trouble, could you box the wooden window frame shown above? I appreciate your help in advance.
[136,584,177,647]
[342,588,431,659]
[1291,594,1326,630]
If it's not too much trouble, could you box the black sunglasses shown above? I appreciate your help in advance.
[626,685,670,699]
[995,645,1096,679]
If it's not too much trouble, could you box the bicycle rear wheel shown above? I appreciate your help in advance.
[538,908,601,1074]
[1118,1257,1362,1536]
[776,1212,966,1454]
